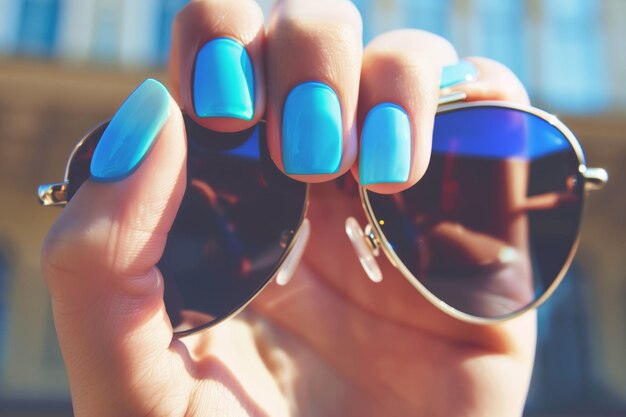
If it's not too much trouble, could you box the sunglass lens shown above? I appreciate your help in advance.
[366,106,584,319]
[67,117,307,334]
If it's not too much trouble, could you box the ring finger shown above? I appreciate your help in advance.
[354,29,460,194]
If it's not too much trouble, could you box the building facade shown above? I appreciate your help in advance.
[0,1,625,415]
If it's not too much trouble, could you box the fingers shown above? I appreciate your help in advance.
[170,0,530,194]
[172,0,364,183]
[266,0,363,182]
[253,255,535,415]
[41,80,187,403]
[170,0,266,132]
[171,0,364,183]
[355,29,458,194]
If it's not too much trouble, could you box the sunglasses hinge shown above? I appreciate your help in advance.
[38,182,69,207]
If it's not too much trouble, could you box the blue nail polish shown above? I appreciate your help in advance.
[359,103,411,186]
[90,79,170,182]
[193,38,254,120]
[440,60,478,89]
[282,82,342,175]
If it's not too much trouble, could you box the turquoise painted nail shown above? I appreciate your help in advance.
[282,82,342,175]
[90,78,170,182]
[440,60,478,89]
[193,37,254,120]
[359,103,411,186]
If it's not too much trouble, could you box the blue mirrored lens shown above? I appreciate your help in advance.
[433,106,575,161]
[368,106,584,319]
[67,117,307,335]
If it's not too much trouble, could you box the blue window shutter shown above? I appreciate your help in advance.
[155,0,189,64]
[473,0,526,84]
[17,0,60,56]
[540,0,608,113]
[404,0,451,39]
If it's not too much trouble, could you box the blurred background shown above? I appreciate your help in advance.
[0,0,624,416]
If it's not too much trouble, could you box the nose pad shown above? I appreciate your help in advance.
[345,217,383,283]
[276,219,310,286]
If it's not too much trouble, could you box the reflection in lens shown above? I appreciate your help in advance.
[367,106,583,319]
[68,116,307,334]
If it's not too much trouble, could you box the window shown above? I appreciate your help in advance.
[155,0,189,64]
[17,0,60,56]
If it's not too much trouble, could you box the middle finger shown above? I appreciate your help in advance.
[266,0,363,182]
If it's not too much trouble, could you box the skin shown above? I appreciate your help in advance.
[41,0,538,416]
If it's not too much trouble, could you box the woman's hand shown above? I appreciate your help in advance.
[41,0,536,416]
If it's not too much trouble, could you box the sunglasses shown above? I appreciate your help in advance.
[38,95,607,336]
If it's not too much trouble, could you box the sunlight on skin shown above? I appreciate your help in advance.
[41,1,540,416]
[250,181,536,416]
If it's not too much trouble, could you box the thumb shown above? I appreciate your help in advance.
[41,79,187,392]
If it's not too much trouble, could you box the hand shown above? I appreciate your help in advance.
[41,1,536,416]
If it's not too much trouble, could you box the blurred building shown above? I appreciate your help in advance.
[0,1,625,416]
[0,0,187,65]
[0,0,625,114]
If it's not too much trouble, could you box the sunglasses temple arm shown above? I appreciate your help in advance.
[434,95,610,193]
[38,182,69,207]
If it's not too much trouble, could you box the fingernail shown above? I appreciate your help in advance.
[359,103,411,186]
[193,37,254,120]
[282,82,342,175]
[90,78,170,181]
[440,60,478,89]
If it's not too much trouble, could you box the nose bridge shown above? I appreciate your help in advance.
[276,219,311,286]
[345,217,383,283]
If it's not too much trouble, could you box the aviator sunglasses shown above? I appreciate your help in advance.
[38,70,608,336]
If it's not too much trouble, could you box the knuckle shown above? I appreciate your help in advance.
[364,50,419,78]
[466,57,529,103]
[330,0,364,32]
[41,230,83,291]
[367,29,458,64]
[40,214,113,285]
[273,0,362,45]
[175,0,264,36]
[474,57,516,78]
[41,234,66,282]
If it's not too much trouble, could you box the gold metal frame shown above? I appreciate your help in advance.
[174,191,309,337]
[37,120,311,337]
[38,121,109,207]
[359,100,608,325]
[38,99,608,330]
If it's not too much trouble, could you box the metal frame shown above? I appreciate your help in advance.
[38,121,109,207]
[37,120,311,337]
[359,99,607,325]
[38,98,608,330]
[173,189,309,337]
